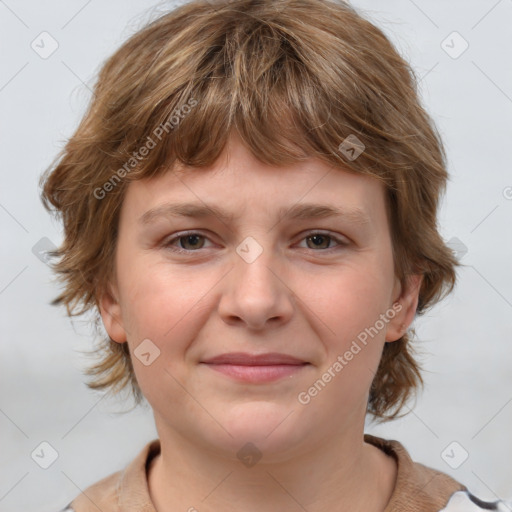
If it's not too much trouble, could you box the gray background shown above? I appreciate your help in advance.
[1,0,511,510]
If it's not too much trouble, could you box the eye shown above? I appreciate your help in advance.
[297,231,348,251]
[162,230,348,255]
[163,232,212,254]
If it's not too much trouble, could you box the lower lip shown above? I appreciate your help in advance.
[202,363,309,383]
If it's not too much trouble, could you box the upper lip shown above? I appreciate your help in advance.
[201,352,308,365]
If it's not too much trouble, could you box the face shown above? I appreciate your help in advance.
[100,132,421,461]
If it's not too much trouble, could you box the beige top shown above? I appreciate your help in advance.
[63,434,503,512]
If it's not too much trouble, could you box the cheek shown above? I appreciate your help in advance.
[322,261,392,323]
[314,261,394,363]
[301,268,393,414]
[117,260,217,352]
[117,265,211,404]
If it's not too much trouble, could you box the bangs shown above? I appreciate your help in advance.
[95,2,413,188]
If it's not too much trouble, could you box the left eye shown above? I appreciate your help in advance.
[163,231,347,254]
[298,232,346,250]
[164,233,211,252]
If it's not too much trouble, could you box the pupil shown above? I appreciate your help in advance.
[311,235,327,248]
[184,235,201,249]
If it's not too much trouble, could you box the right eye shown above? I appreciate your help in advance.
[162,232,214,254]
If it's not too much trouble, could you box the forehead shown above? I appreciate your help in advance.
[120,136,388,230]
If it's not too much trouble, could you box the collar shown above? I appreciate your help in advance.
[71,434,466,511]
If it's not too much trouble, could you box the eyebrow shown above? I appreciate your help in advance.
[138,201,371,227]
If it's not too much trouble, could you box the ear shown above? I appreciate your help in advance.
[385,273,423,342]
[98,281,128,344]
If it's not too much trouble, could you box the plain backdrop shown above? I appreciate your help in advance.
[1,0,511,510]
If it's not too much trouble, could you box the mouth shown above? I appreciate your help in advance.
[200,352,311,383]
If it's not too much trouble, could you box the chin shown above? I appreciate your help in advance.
[212,402,309,460]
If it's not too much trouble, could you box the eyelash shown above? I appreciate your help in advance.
[162,231,348,255]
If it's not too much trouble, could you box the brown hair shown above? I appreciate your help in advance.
[39,0,458,421]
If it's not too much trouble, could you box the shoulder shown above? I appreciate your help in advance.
[62,469,123,512]
[364,434,511,512]
[57,438,161,512]
[440,490,512,511]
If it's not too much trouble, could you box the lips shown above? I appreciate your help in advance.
[200,352,310,383]
[201,352,308,365]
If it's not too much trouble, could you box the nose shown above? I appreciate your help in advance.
[217,239,294,331]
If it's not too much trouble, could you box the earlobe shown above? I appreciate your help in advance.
[385,274,423,342]
[98,283,127,344]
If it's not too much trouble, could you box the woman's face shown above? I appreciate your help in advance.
[100,133,420,460]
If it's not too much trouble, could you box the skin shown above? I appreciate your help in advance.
[100,131,422,512]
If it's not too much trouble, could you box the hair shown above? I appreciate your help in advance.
[39,0,459,421]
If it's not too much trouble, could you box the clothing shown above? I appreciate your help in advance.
[58,434,511,511]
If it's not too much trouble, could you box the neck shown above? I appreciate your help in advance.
[148,420,397,512]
